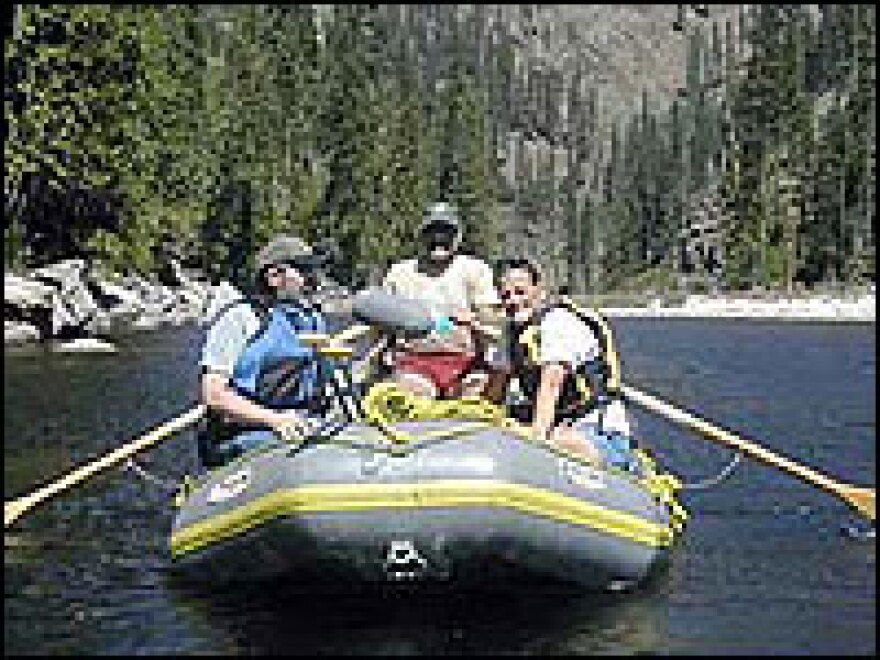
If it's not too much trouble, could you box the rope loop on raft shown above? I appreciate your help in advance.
[359,382,687,529]
[124,458,180,495]
[360,381,530,446]
[679,451,742,491]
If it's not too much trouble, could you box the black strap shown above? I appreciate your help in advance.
[517,302,620,424]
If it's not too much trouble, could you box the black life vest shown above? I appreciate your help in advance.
[505,296,621,424]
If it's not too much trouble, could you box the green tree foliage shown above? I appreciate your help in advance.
[5,4,873,294]
[7,6,139,265]
[440,73,500,259]
[718,5,875,289]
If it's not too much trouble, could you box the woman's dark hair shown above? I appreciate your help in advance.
[494,257,542,287]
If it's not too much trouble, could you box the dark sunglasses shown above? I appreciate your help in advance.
[265,260,318,276]
[422,225,457,240]
[499,287,530,301]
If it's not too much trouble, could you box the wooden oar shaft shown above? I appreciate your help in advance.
[5,404,206,528]
[333,324,372,344]
[620,384,844,493]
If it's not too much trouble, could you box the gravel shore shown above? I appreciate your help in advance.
[600,292,876,323]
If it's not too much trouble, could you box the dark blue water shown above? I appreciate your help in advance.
[4,321,875,654]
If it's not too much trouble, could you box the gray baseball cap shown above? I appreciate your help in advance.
[255,235,325,273]
[419,202,461,234]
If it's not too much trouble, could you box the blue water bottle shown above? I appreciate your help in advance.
[432,315,455,335]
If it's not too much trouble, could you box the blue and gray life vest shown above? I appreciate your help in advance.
[201,298,331,462]
[228,300,328,411]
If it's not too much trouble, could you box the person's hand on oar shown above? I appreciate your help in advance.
[269,410,319,445]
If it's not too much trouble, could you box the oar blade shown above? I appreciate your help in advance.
[622,383,876,523]
[4,501,27,528]
[844,487,875,522]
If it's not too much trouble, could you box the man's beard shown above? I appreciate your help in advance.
[274,286,302,303]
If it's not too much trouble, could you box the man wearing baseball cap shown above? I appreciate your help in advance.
[380,202,504,399]
[197,234,331,467]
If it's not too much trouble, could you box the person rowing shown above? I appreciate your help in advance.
[197,235,332,467]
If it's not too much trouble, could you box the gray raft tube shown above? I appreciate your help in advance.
[170,425,679,592]
[171,291,681,591]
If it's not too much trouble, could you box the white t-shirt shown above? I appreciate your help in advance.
[535,307,632,436]
[382,254,500,317]
[382,255,501,353]
[538,307,600,366]
[201,281,246,328]
[200,301,262,377]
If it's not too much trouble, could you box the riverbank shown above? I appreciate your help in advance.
[596,290,876,323]
[6,260,874,350]
[5,260,218,349]
[4,258,350,349]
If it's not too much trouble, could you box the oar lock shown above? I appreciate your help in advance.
[299,332,355,358]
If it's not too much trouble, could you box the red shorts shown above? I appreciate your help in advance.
[394,351,477,396]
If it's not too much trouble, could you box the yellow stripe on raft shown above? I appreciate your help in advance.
[171,479,677,558]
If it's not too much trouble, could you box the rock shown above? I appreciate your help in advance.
[26,259,103,336]
[119,273,153,299]
[5,321,41,345]
[54,337,117,353]
[6,259,224,345]
[4,274,56,311]
[182,282,210,317]
[170,259,190,287]
[175,287,203,312]
[132,311,167,331]
[45,283,99,338]
[50,303,80,337]
[30,259,88,288]
[84,276,137,309]
[81,276,148,335]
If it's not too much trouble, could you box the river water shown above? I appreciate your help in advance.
[4,320,875,655]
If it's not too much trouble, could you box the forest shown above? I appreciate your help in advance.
[5,5,875,293]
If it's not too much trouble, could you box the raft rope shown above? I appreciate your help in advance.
[359,381,528,446]
[124,458,179,494]
[678,451,742,491]
[178,366,689,534]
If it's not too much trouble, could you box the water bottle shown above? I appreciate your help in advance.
[432,315,455,335]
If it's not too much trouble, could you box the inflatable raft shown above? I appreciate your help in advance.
[170,395,687,591]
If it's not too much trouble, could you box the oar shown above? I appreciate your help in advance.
[620,383,875,522]
[4,404,207,528]
[349,290,876,522]
[300,323,373,349]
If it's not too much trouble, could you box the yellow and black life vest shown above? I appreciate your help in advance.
[506,296,621,424]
